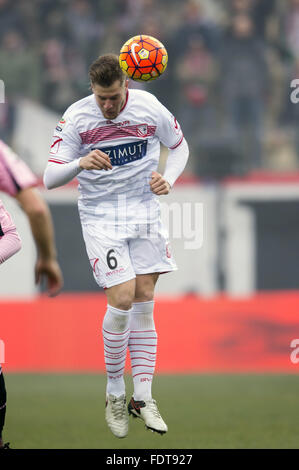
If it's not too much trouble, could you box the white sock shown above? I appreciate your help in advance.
[128,300,157,401]
[102,304,131,398]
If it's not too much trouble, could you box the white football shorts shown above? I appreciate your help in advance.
[81,220,177,289]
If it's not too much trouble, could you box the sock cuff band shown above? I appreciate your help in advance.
[132,300,154,314]
[107,304,132,316]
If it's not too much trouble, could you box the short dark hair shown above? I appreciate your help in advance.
[89,54,126,87]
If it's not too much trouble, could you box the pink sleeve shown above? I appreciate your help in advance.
[0,140,38,197]
[0,200,22,264]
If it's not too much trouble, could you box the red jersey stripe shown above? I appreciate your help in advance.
[48,159,66,164]
[80,124,156,144]
[169,134,184,150]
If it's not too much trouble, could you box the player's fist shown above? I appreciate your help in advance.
[79,150,112,171]
[35,257,64,297]
[150,171,171,195]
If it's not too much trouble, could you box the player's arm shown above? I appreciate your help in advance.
[0,204,22,264]
[44,113,113,190]
[43,150,112,190]
[0,227,21,264]
[150,97,189,195]
[15,187,63,296]
[150,137,189,195]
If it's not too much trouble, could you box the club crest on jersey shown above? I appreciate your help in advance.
[92,140,147,166]
[137,124,148,137]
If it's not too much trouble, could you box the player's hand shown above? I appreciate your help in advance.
[35,258,64,297]
[79,150,112,171]
[150,171,171,195]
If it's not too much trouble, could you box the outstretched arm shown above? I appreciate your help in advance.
[15,187,63,296]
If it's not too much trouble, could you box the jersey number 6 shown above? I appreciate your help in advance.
[106,249,118,270]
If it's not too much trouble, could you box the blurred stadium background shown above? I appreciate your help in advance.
[1,0,299,449]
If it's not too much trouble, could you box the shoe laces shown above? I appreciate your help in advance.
[147,399,162,419]
[110,396,126,420]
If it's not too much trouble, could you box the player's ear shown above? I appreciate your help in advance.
[124,79,129,91]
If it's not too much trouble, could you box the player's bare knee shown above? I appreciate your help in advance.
[108,292,134,311]
[134,289,155,303]
[115,300,133,311]
[106,279,135,310]
[134,274,159,302]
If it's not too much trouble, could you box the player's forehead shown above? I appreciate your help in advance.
[92,80,125,98]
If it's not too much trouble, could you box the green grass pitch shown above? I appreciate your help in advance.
[3,373,299,449]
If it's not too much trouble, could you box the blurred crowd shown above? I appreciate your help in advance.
[0,0,298,177]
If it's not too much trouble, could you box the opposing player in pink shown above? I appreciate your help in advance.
[0,139,63,295]
[0,198,21,449]
[0,139,64,449]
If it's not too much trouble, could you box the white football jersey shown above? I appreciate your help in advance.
[49,89,183,224]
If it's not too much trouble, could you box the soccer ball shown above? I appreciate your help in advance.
[119,35,168,82]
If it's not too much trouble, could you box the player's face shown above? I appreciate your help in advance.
[92,80,129,120]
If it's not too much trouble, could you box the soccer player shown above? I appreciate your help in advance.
[43,54,189,438]
[0,140,64,449]
[0,139,63,296]
[0,198,21,449]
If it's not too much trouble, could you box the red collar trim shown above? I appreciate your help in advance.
[120,90,129,113]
